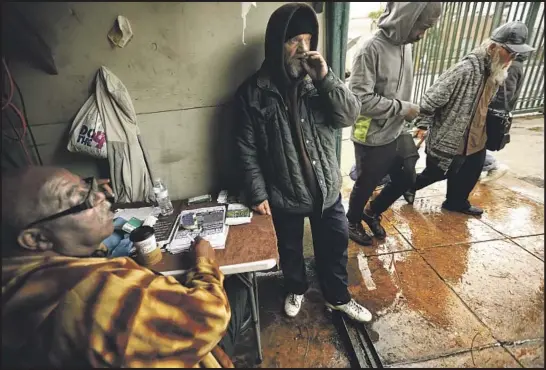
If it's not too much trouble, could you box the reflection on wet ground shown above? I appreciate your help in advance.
[233,178,544,368]
[512,234,545,261]
[469,186,545,238]
[347,250,497,365]
[421,240,544,343]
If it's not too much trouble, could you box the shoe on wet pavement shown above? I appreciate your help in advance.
[442,201,484,216]
[362,210,387,239]
[348,222,373,246]
[284,293,304,317]
[325,299,372,323]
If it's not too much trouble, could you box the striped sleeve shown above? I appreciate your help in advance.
[55,257,231,368]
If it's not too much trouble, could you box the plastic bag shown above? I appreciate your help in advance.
[67,95,108,159]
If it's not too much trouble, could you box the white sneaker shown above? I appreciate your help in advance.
[284,293,304,317]
[480,165,508,184]
[325,299,372,323]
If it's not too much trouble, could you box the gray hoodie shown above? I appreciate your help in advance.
[349,2,442,147]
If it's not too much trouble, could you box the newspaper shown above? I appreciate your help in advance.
[167,206,229,254]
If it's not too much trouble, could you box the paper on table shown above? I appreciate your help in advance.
[115,206,160,222]
[168,225,229,254]
[167,206,229,254]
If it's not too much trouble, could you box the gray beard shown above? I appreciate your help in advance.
[285,60,305,79]
[490,52,511,85]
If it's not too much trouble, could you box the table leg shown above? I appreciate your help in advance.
[250,272,263,363]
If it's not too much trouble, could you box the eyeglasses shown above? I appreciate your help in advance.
[25,177,108,229]
[501,45,518,59]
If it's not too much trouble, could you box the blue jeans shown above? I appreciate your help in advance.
[482,151,498,172]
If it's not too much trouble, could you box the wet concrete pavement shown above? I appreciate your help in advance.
[232,123,544,368]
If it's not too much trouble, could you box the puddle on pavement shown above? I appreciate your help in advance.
[347,250,498,365]
[388,197,505,250]
[233,185,544,367]
[470,187,544,237]
[511,234,545,261]
[421,240,544,342]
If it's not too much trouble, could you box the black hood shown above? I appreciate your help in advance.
[264,2,319,87]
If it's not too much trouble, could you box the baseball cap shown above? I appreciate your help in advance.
[491,21,535,54]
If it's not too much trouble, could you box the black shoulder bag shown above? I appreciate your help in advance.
[486,83,513,151]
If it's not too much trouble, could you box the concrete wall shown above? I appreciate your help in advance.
[10,2,326,200]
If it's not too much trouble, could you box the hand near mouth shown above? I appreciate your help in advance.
[97,178,114,198]
[300,51,328,81]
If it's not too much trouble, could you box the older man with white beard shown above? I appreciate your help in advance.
[395,21,535,216]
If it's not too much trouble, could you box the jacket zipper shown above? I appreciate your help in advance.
[301,96,326,216]
[396,45,404,92]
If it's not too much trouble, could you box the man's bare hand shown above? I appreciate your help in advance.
[301,51,328,81]
[192,236,215,261]
[252,200,271,216]
[404,104,420,121]
[97,178,114,197]
[414,128,428,148]
[414,128,428,142]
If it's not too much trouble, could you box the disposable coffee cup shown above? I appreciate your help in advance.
[129,225,162,267]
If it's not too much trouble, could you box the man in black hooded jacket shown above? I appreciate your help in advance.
[234,3,371,323]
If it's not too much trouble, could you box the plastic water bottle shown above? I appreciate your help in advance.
[153,178,174,216]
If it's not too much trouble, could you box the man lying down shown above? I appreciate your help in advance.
[2,165,248,368]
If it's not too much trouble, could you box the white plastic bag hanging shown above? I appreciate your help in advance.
[67,95,108,159]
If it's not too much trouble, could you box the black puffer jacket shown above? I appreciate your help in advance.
[234,3,361,214]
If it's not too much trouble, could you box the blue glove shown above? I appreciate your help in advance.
[110,235,134,257]
[102,217,134,257]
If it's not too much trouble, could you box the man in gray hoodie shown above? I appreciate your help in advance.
[346,2,442,245]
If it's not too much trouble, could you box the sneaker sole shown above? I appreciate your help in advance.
[284,306,303,317]
[324,303,372,323]
[284,310,300,318]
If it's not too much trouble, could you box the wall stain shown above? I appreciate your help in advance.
[158,45,179,61]
[160,151,184,164]
[69,8,82,24]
